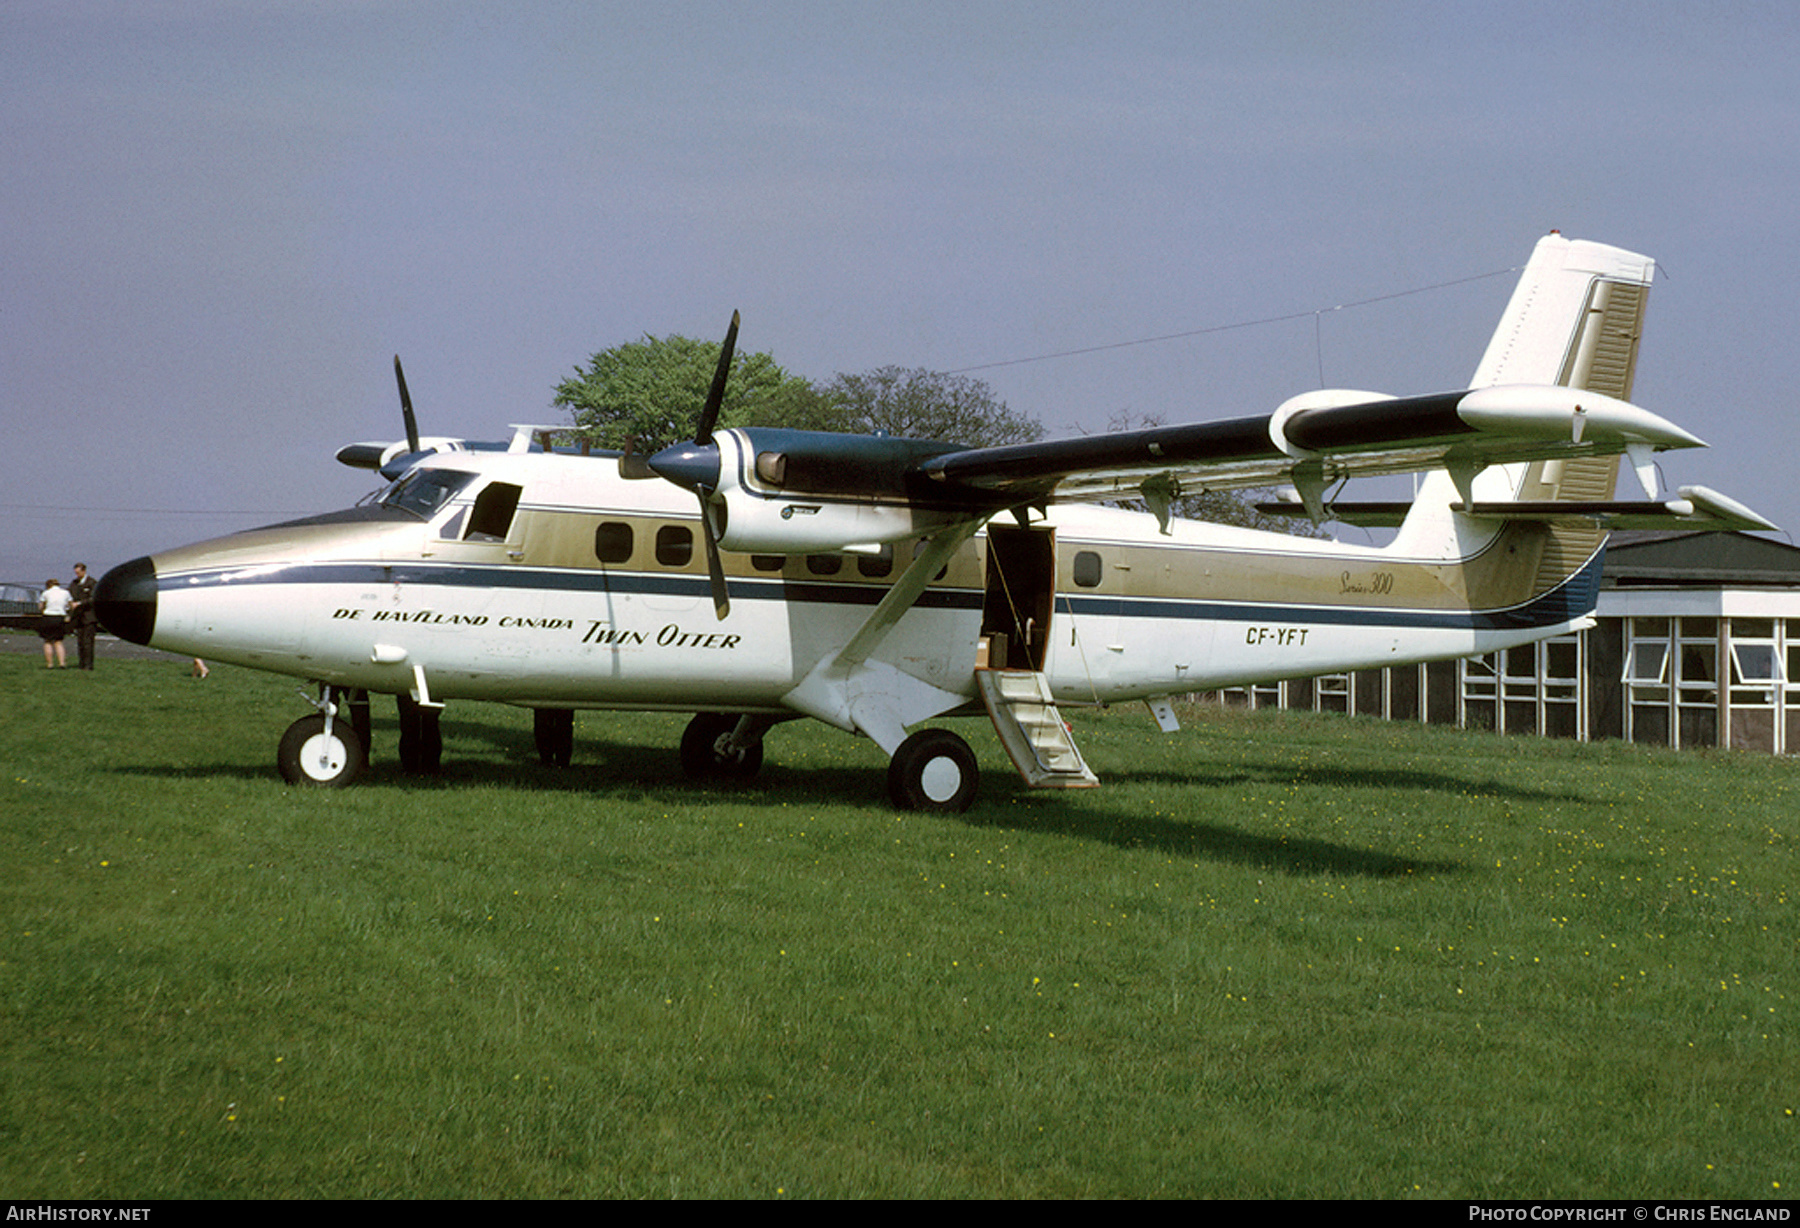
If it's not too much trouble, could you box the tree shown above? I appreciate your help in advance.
[553,334,819,452]
[815,367,1043,447]
[1160,488,1331,537]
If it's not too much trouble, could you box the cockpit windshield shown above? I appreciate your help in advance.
[380,469,477,520]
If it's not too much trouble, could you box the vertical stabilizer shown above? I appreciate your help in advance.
[1471,233,1654,392]
[1395,234,1656,575]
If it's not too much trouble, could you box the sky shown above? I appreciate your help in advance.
[5,0,1798,584]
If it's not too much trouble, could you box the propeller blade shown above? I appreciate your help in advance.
[393,355,421,455]
[698,495,729,620]
[694,310,739,447]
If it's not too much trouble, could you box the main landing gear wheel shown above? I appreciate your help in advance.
[680,712,763,780]
[395,693,442,775]
[887,728,978,813]
[277,713,366,787]
[534,708,574,768]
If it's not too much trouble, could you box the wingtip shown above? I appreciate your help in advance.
[1677,485,1780,533]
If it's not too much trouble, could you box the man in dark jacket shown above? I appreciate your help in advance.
[69,562,98,670]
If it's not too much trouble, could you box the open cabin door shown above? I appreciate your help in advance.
[977,524,1097,789]
[981,524,1057,671]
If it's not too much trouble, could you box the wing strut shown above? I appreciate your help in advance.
[782,519,985,754]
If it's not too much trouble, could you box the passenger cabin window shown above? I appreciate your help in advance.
[912,538,948,581]
[656,525,694,567]
[595,522,633,564]
[465,482,522,542]
[751,555,784,571]
[807,554,842,576]
[1073,550,1103,588]
[857,544,894,578]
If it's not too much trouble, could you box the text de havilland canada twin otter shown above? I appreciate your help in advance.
[98,234,1773,811]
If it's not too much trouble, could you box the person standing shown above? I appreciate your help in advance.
[69,562,97,670]
[38,578,70,668]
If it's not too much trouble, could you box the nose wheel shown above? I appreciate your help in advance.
[277,713,366,787]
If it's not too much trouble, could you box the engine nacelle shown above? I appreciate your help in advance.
[715,489,960,555]
[710,430,970,554]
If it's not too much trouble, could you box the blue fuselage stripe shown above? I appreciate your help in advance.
[158,547,1602,635]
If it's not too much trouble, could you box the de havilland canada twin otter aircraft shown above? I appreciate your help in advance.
[97,234,1774,812]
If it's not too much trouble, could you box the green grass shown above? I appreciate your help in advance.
[2,651,1794,1197]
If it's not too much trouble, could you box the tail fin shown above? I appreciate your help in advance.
[1394,234,1656,571]
[1470,232,1654,393]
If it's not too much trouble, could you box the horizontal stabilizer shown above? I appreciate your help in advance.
[1258,485,1776,533]
[1455,485,1777,533]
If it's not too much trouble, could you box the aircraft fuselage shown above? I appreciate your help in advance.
[99,448,1595,719]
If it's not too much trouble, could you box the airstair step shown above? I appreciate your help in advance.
[976,668,1098,790]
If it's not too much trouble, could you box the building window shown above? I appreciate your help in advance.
[1727,617,1783,751]
[1623,640,1670,686]
[1676,618,1720,749]
[1461,653,1498,731]
[1624,616,1723,749]
[1625,617,1673,746]
[1314,672,1349,715]
[1474,636,1584,738]
[1538,636,1582,738]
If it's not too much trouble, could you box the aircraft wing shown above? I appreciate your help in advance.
[659,381,1760,557]
[915,384,1705,506]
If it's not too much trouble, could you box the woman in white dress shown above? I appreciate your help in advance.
[38,578,71,668]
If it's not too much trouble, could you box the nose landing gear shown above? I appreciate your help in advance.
[277,712,365,787]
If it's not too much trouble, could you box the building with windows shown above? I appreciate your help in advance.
[1217,532,1800,753]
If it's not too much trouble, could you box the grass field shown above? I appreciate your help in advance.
[1,649,1793,1198]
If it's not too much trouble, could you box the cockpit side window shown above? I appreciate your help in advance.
[381,469,477,520]
[465,482,523,542]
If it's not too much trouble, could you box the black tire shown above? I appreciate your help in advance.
[680,713,763,779]
[396,693,442,775]
[534,708,574,767]
[887,728,978,812]
[346,689,373,760]
[277,713,366,787]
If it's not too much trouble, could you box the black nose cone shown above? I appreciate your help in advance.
[647,440,722,492]
[97,556,158,645]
